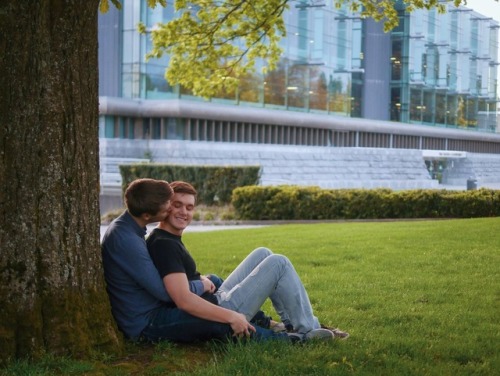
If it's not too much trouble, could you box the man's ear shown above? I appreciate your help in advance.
[142,213,151,222]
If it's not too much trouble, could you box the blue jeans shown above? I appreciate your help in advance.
[141,247,318,342]
[141,300,289,343]
[216,247,320,334]
[140,261,290,343]
[206,274,273,329]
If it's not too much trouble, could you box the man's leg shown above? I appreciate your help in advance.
[218,247,273,291]
[216,247,289,327]
[207,267,279,330]
[217,251,320,334]
[140,306,289,343]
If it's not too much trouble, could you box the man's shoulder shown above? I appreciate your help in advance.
[147,229,182,253]
[102,213,144,247]
[110,211,143,231]
[147,228,179,243]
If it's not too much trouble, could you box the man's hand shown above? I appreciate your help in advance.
[200,275,216,294]
[165,273,254,337]
[228,311,256,338]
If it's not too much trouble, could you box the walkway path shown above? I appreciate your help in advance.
[100,223,269,241]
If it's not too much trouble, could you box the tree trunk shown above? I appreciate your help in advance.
[0,1,122,361]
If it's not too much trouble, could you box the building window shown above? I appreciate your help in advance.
[152,118,161,139]
[142,118,151,139]
[104,116,114,138]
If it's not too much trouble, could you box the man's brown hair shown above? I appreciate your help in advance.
[169,181,197,202]
[124,178,173,217]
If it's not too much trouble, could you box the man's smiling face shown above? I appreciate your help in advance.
[159,192,195,235]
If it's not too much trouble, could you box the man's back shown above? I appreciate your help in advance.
[101,211,170,339]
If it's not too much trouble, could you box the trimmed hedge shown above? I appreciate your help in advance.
[120,164,260,205]
[232,185,500,220]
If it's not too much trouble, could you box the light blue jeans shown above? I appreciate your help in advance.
[216,247,321,334]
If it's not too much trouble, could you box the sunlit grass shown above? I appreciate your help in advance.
[2,218,498,375]
[184,218,500,375]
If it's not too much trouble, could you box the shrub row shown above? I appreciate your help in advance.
[120,164,260,205]
[232,185,500,220]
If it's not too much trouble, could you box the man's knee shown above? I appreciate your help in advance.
[267,254,291,269]
[253,246,273,258]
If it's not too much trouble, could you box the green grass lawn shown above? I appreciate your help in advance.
[3,218,499,375]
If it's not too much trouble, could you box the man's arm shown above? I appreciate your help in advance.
[106,236,205,298]
[188,279,206,295]
[164,273,255,338]
[104,233,173,301]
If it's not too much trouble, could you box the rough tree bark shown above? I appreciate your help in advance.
[0,1,121,362]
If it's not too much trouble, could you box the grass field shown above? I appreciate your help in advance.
[2,218,499,375]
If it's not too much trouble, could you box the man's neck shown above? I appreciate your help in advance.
[158,222,183,236]
[129,211,149,229]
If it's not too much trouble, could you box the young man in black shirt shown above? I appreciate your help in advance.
[145,181,348,343]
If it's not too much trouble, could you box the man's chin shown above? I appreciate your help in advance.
[174,221,189,230]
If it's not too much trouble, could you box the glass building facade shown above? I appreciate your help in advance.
[118,0,366,118]
[100,0,499,133]
[392,2,499,130]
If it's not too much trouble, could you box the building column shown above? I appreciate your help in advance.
[362,18,392,121]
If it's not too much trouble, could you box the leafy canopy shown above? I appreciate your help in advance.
[138,0,287,98]
[100,0,495,97]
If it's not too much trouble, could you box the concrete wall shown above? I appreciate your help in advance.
[99,138,444,213]
[99,138,500,214]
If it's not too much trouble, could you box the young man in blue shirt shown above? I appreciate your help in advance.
[101,178,278,342]
[101,178,176,340]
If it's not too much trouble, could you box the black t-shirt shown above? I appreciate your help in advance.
[147,228,218,306]
[147,228,201,281]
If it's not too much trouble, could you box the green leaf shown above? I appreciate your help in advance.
[99,0,109,13]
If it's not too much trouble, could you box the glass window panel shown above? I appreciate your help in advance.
[391,87,401,121]
[422,91,433,123]
[119,117,126,138]
[392,39,402,81]
[239,73,262,104]
[142,118,150,139]
[287,64,307,109]
[410,88,423,122]
[104,116,115,138]
[446,95,457,126]
[309,69,328,111]
[128,119,135,139]
[152,118,161,139]
[264,60,287,107]
[435,93,446,125]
